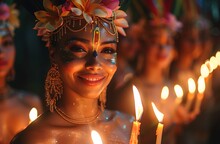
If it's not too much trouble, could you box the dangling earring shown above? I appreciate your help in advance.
[99,88,107,111]
[45,64,63,112]
[6,68,15,82]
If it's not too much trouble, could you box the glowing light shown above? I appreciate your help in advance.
[161,86,169,100]
[188,78,196,93]
[133,85,143,120]
[91,130,103,144]
[200,64,209,78]
[174,84,183,98]
[210,56,218,70]
[29,107,38,122]
[152,102,164,122]
[198,76,205,93]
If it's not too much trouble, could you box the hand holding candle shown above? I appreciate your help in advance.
[194,76,205,114]
[185,78,196,111]
[152,102,164,144]
[91,130,103,144]
[129,85,143,144]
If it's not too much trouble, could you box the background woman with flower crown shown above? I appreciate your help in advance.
[11,0,133,143]
[0,1,42,143]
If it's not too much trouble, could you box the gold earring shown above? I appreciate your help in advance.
[99,88,107,111]
[45,64,63,112]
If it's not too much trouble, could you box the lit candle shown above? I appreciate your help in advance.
[210,56,218,70]
[205,60,213,74]
[29,107,38,123]
[91,130,103,144]
[161,86,169,101]
[152,102,164,144]
[185,78,196,111]
[174,84,183,105]
[200,64,209,78]
[194,76,206,113]
[215,51,220,66]
[129,85,143,144]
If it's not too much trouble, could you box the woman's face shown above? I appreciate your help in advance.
[0,29,15,78]
[145,28,174,69]
[179,28,202,59]
[52,23,117,99]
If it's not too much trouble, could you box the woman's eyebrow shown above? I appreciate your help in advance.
[66,37,90,44]
[101,40,117,45]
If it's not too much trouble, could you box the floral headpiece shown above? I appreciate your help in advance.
[149,13,182,34]
[34,0,129,47]
[0,2,19,36]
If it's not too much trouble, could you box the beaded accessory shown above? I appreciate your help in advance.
[34,0,129,47]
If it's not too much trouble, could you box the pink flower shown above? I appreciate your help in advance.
[0,3,10,21]
[101,0,119,10]
[62,0,74,14]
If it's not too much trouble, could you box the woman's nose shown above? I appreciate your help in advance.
[85,54,102,71]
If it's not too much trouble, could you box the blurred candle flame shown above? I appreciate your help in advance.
[29,107,38,122]
[215,51,220,66]
[205,61,213,73]
[174,84,183,98]
[152,102,164,122]
[200,64,209,78]
[161,86,169,100]
[198,76,205,94]
[210,56,218,70]
[133,85,143,121]
[188,78,196,93]
[91,130,103,144]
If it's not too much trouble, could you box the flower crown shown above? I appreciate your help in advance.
[34,0,129,47]
[149,13,182,34]
[0,2,19,36]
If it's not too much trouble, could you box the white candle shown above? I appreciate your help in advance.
[152,102,164,144]
[194,76,206,113]
[130,85,143,144]
[185,78,196,111]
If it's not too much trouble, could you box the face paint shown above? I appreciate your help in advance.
[92,26,100,57]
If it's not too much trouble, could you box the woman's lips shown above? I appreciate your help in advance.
[78,74,105,86]
[0,60,8,67]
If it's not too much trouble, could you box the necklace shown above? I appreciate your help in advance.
[55,106,101,124]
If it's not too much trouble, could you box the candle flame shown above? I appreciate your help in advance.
[29,107,38,122]
[205,61,213,73]
[200,64,209,78]
[91,130,103,144]
[198,76,205,93]
[133,85,143,121]
[161,86,169,100]
[174,84,183,98]
[188,78,196,93]
[210,56,218,70]
[216,51,220,66]
[152,102,164,122]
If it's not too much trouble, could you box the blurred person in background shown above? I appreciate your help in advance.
[0,1,42,143]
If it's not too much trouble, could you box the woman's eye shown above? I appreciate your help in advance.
[70,46,86,53]
[101,47,116,54]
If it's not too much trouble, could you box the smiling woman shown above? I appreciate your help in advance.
[10,0,133,143]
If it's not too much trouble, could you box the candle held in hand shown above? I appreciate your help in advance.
[152,102,164,144]
[130,85,143,144]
